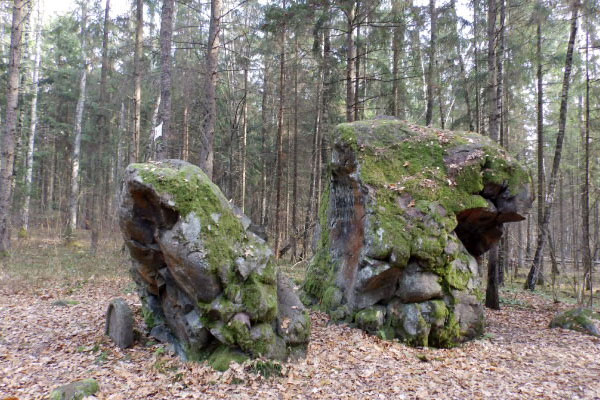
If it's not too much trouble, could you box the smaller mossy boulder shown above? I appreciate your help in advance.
[304,118,530,347]
[49,379,99,400]
[550,307,600,337]
[119,160,310,368]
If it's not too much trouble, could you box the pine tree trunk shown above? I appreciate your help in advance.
[131,0,143,163]
[157,0,174,159]
[260,61,269,226]
[485,0,499,309]
[425,0,436,126]
[91,0,111,254]
[526,2,580,291]
[0,0,26,253]
[199,0,222,179]
[291,37,299,260]
[535,10,544,280]
[345,2,356,122]
[582,27,592,298]
[274,6,286,258]
[391,0,406,119]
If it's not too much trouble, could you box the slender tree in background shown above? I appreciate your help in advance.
[0,0,26,253]
[91,0,111,254]
[582,20,592,301]
[485,0,500,310]
[274,0,286,258]
[343,1,356,122]
[22,1,43,234]
[391,0,406,119]
[526,1,580,290]
[157,0,174,159]
[425,0,436,126]
[199,0,222,179]
[535,1,545,284]
[131,0,143,163]
[67,2,89,241]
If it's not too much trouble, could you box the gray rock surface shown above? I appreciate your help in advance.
[119,160,310,368]
[105,298,135,349]
[304,119,531,347]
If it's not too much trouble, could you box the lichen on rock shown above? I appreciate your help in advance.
[119,160,310,368]
[303,118,530,347]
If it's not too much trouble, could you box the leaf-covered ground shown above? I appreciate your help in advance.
[1,276,599,400]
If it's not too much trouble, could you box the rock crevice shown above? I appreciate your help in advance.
[304,118,530,346]
[119,160,310,368]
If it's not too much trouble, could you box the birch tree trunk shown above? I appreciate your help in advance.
[22,3,42,233]
[526,2,580,290]
[67,3,89,241]
[0,0,26,253]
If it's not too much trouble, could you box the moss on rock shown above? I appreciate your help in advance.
[304,119,529,348]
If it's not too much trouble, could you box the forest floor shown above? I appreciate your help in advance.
[1,232,599,399]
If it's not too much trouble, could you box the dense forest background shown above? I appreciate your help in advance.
[0,0,598,303]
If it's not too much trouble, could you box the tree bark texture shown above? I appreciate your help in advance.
[199,0,222,179]
[157,0,174,159]
[526,2,579,290]
[0,0,25,253]
[131,0,143,163]
[425,0,436,126]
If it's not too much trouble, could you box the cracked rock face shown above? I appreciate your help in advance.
[303,118,531,347]
[119,160,310,366]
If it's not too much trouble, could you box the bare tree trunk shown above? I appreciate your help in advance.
[535,8,544,285]
[90,0,111,254]
[241,64,248,213]
[485,0,499,310]
[0,0,26,253]
[582,26,592,300]
[291,36,299,259]
[452,0,474,131]
[67,3,89,241]
[526,2,580,290]
[260,60,269,226]
[131,0,143,163]
[345,2,356,122]
[199,0,222,179]
[391,0,406,119]
[274,5,286,258]
[473,0,480,134]
[425,0,436,126]
[156,0,174,159]
[22,3,42,233]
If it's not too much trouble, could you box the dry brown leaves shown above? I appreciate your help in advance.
[1,280,599,399]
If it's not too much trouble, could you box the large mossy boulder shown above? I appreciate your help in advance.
[304,118,530,347]
[119,160,310,368]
